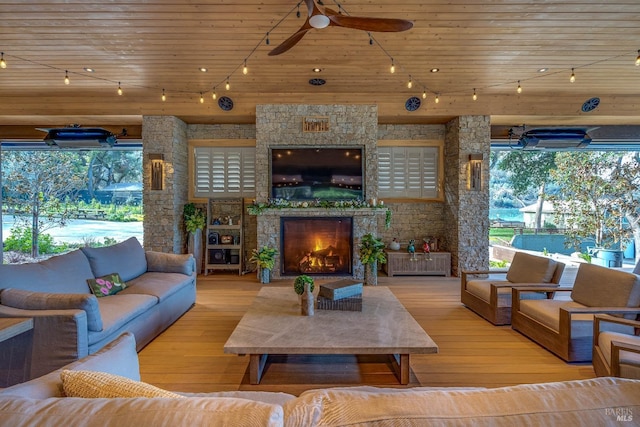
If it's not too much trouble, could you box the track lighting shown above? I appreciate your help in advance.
[266,32,270,45]
[636,50,640,66]
[570,68,576,83]
[472,88,477,101]
[0,52,6,69]
[435,94,440,104]
[212,87,217,100]
[117,82,123,96]
[64,70,70,85]
[407,76,412,89]
[225,77,230,90]
[161,88,166,102]
[297,4,301,18]
[200,92,204,104]
[390,60,395,74]
[422,89,427,99]
[243,60,248,75]
[516,81,522,94]
[369,33,374,45]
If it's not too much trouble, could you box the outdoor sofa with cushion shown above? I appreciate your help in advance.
[1,332,639,426]
[0,237,196,379]
[512,262,640,362]
[461,251,565,325]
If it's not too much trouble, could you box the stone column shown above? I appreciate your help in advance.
[444,116,490,275]
[142,116,189,253]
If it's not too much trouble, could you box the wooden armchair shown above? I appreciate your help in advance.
[593,314,640,379]
[461,252,565,325]
[511,263,640,362]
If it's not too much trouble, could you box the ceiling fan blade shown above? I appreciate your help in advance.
[268,24,313,56]
[329,15,413,32]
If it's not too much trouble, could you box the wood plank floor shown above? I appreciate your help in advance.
[138,271,595,396]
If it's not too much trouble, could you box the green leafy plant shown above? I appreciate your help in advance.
[183,203,206,233]
[489,259,509,268]
[249,245,278,270]
[578,252,592,263]
[358,233,387,270]
[294,275,315,295]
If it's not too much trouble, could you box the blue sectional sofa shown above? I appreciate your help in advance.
[0,237,196,379]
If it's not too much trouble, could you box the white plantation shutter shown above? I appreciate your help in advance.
[378,146,440,198]
[193,146,256,197]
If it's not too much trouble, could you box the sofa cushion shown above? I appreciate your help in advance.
[571,262,640,308]
[146,251,194,276]
[283,378,640,427]
[87,273,127,298]
[0,396,285,427]
[0,288,103,332]
[81,237,147,282]
[466,280,548,307]
[61,370,185,399]
[0,333,140,399]
[505,252,557,283]
[598,331,640,379]
[88,294,158,346]
[0,249,94,294]
[122,272,194,303]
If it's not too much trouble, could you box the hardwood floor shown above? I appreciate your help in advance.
[138,272,595,396]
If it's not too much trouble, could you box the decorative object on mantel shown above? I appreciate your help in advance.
[358,234,387,286]
[294,275,315,316]
[183,203,206,274]
[390,238,401,251]
[249,245,278,284]
[247,198,392,229]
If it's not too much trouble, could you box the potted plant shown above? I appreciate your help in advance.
[358,233,387,286]
[183,203,206,274]
[250,245,278,283]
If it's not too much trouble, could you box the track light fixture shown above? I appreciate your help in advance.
[473,88,477,101]
[117,82,123,96]
[422,89,427,99]
[390,60,395,74]
[266,32,270,45]
[199,92,204,104]
[225,77,230,90]
[636,50,640,66]
[517,81,522,94]
[243,60,248,75]
[0,52,6,69]
[435,94,440,104]
[407,76,412,89]
[161,88,166,102]
[64,70,70,85]
[570,68,576,83]
[212,87,217,100]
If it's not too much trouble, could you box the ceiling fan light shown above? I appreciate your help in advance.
[309,15,330,29]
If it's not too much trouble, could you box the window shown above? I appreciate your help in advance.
[378,146,440,199]
[193,146,256,197]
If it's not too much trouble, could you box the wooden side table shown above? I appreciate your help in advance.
[383,250,451,277]
[0,318,34,387]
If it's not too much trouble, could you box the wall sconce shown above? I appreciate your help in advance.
[468,153,483,191]
[149,153,164,191]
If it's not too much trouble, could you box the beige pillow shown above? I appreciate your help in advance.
[60,370,185,399]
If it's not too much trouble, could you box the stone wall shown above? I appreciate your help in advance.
[142,116,189,253]
[444,116,490,275]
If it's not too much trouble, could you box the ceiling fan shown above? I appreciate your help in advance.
[268,0,414,56]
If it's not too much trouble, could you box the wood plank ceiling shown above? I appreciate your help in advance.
[1,0,639,139]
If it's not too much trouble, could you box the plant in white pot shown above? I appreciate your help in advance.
[358,233,387,286]
[183,203,206,274]
[250,245,278,284]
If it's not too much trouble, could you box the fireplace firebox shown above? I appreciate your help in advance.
[281,217,353,276]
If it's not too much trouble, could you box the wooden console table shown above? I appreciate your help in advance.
[0,318,34,387]
[383,250,451,277]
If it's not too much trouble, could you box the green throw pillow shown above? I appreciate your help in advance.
[87,273,127,298]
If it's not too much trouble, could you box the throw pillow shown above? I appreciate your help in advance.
[60,370,185,399]
[86,273,127,298]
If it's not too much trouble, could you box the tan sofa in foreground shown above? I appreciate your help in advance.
[1,333,640,426]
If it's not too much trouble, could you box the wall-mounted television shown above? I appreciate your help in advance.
[271,147,363,200]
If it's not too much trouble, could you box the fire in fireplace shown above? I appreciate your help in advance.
[281,217,353,276]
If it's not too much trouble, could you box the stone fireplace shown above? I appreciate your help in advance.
[281,217,353,276]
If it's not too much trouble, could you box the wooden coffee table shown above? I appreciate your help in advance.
[223,286,438,384]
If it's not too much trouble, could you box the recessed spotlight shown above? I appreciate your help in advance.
[83,67,95,73]
[538,68,549,73]
[312,68,322,73]
[430,68,440,73]
[199,67,208,72]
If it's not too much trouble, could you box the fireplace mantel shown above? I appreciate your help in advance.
[255,208,386,280]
